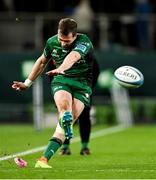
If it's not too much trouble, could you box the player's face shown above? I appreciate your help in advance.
[58,30,76,48]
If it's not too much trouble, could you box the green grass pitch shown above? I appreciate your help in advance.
[1,124,156,179]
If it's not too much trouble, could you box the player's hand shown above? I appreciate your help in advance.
[12,81,28,91]
[46,68,65,76]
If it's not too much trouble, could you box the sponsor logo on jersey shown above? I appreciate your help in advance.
[75,44,87,53]
[75,59,86,65]
[51,49,59,58]
[62,49,68,53]
[53,49,57,53]
[83,42,90,46]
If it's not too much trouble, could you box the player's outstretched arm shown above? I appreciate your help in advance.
[46,51,80,76]
[12,54,48,91]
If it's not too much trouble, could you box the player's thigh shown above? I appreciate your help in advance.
[73,83,92,107]
[72,98,85,122]
[54,90,73,112]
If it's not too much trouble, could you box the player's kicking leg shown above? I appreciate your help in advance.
[54,90,74,139]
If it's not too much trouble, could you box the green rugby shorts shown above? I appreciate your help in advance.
[51,75,92,107]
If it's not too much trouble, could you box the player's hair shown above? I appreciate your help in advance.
[58,18,77,37]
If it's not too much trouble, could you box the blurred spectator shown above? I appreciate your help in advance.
[71,0,94,37]
[71,0,100,48]
[135,0,152,49]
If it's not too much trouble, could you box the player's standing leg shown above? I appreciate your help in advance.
[79,107,91,155]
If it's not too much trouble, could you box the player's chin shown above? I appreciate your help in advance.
[62,45,69,49]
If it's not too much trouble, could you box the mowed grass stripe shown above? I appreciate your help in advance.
[0,125,127,161]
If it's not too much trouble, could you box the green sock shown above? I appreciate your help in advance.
[82,142,88,149]
[43,137,62,161]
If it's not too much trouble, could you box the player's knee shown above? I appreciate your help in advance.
[72,113,79,122]
[59,99,71,112]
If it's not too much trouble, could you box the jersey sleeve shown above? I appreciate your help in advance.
[43,39,51,59]
[73,35,93,58]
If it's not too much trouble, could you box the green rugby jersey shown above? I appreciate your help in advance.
[44,33,94,81]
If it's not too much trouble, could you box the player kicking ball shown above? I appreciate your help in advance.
[12,18,94,168]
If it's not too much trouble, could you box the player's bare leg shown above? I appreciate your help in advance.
[60,98,84,155]
[35,91,84,168]
[54,90,74,139]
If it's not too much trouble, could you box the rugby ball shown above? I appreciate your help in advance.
[114,66,144,88]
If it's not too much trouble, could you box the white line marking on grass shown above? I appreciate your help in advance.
[0,146,46,161]
[0,125,127,161]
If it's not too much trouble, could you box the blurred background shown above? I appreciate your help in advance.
[0,0,156,130]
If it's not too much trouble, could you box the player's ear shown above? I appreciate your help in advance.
[73,34,77,41]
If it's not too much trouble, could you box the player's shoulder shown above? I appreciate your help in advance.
[77,33,91,41]
[76,33,93,48]
[46,34,59,45]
